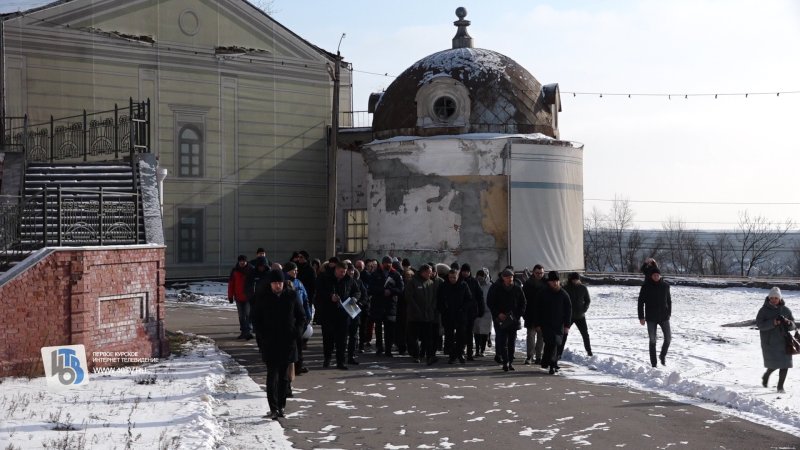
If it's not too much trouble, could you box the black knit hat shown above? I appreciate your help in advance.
[238,254,248,262]
[460,263,471,273]
[568,272,580,281]
[547,271,560,282]
[268,269,285,283]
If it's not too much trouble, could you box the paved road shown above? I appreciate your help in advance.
[166,304,799,449]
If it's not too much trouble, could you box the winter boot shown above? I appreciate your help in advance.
[649,343,657,368]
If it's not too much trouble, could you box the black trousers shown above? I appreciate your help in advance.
[542,331,564,368]
[495,327,518,364]
[266,362,289,412]
[407,321,439,360]
[474,334,489,355]
[443,319,468,359]
[322,319,348,364]
[374,319,395,354]
[558,317,592,356]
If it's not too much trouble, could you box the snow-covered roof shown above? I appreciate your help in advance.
[368,132,582,148]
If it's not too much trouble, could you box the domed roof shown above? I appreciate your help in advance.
[372,9,560,140]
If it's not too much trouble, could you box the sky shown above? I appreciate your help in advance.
[267,0,800,231]
[3,0,799,231]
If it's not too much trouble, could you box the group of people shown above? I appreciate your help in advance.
[228,250,796,419]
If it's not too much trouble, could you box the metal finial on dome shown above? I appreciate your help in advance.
[452,7,473,49]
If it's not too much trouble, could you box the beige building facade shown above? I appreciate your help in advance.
[1,0,352,278]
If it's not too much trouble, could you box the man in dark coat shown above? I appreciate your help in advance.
[438,269,475,364]
[405,264,442,365]
[458,264,485,361]
[536,271,572,374]
[368,256,404,357]
[245,256,271,344]
[637,267,672,367]
[560,272,592,357]
[487,269,526,372]
[295,250,317,312]
[250,269,306,419]
[316,261,360,369]
[522,264,546,364]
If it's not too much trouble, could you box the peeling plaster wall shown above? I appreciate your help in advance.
[362,135,583,275]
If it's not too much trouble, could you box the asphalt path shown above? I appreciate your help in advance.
[166,303,799,449]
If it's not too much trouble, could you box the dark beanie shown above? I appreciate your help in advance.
[568,272,580,281]
[268,269,285,283]
[547,270,560,281]
[651,267,661,275]
[460,263,471,272]
[238,254,248,262]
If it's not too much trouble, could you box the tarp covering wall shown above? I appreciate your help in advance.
[509,141,584,272]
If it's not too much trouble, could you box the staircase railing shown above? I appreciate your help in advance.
[0,186,143,270]
[2,98,150,166]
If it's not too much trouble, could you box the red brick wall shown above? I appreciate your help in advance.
[0,246,168,377]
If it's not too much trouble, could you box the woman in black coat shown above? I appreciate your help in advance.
[251,269,306,419]
[756,287,796,393]
[437,269,475,364]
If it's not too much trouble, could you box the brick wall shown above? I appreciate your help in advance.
[0,246,168,377]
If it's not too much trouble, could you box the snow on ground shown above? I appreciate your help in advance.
[19,280,798,448]
[164,280,800,438]
[553,284,800,438]
[0,333,294,450]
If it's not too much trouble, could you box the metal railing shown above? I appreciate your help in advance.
[0,187,142,270]
[2,98,150,164]
[340,110,372,128]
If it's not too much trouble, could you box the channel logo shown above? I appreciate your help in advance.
[41,345,90,390]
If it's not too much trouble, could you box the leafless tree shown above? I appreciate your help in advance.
[734,211,794,277]
[609,196,635,271]
[705,233,734,276]
[661,218,705,274]
[249,0,276,15]
[584,207,613,271]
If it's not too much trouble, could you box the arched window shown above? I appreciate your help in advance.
[178,125,203,177]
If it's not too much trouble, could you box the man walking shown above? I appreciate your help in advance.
[487,269,526,372]
[638,267,672,367]
[316,261,361,370]
[458,264,485,361]
[537,271,572,374]
[227,255,253,339]
[522,264,546,364]
[438,269,475,364]
[250,269,306,419]
[561,272,593,357]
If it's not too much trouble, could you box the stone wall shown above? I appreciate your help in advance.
[0,245,167,377]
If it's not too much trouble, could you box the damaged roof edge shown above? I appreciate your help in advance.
[1,0,69,20]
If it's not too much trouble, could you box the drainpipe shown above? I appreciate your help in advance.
[156,166,167,215]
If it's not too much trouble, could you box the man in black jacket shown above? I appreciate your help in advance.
[316,261,360,370]
[638,267,672,367]
[537,271,572,374]
[250,269,306,419]
[438,269,475,364]
[458,264,485,361]
[522,264,546,364]
[487,269,526,372]
[560,272,593,357]
[368,256,405,357]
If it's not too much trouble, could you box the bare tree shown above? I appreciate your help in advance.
[661,217,705,274]
[249,0,276,15]
[734,211,794,277]
[609,196,635,272]
[584,207,614,271]
[623,228,647,272]
[705,233,733,276]
[792,241,800,277]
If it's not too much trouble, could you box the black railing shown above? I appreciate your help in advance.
[2,98,150,164]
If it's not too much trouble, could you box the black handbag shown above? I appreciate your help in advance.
[785,330,800,356]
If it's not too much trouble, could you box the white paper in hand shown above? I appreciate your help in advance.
[341,297,361,319]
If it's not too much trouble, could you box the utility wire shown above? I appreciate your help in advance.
[585,198,800,206]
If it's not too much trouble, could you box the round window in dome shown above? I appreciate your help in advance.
[433,96,457,122]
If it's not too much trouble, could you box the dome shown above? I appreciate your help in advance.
[371,12,561,140]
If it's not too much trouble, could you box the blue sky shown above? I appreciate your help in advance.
[5,0,800,231]
[270,0,800,231]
